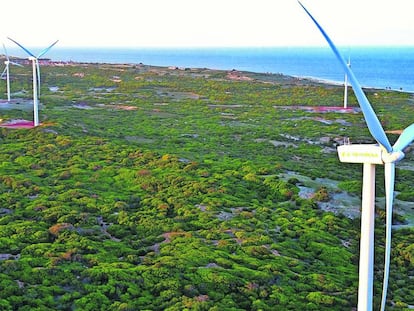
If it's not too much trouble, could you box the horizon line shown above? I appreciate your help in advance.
[4,44,414,50]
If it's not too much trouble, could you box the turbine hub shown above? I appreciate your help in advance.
[382,150,405,163]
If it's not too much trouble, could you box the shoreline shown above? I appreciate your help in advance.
[5,46,413,93]
[288,73,414,94]
[2,53,413,94]
[88,61,414,94]
[63,60,414,94]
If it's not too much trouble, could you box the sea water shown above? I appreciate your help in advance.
[9,46,414,92]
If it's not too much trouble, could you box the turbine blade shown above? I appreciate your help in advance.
[37,40,58,58]
[36,60,41,96]
[392,123,414,152]
[298,1,392,152]
[7,37,36,58]
[1,66,7,78]
[380,162,395,311]
[10,61,24,67]
[3,43,10,61]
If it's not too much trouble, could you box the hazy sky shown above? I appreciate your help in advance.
[2,0,413,48]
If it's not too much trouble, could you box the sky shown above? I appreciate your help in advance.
[1,0,413,48]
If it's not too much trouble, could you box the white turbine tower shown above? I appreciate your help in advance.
[8,38,58,126]
[299,2,414,311]
[1,43,23,102]
[344,57,351,109]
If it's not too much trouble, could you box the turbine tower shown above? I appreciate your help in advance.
[1,43,23,102]
[8,38,58,126]
[299,2,414,310]
[344,57,351,109]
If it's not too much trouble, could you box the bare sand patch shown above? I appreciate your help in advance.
[0,119,35,129]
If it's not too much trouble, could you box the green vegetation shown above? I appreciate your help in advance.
[0,61,413,310]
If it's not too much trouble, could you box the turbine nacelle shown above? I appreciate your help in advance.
[338,144,383,164]
[338,144,405,165]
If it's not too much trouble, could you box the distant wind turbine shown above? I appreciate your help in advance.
[1,43,23,102]
[344,57,351,109]
[299,2,414,311]
[7,38,58,126]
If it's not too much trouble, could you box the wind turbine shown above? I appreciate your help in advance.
[1,43,23,102]
[298,2,414,310]
[7,38,58,126]
[344,57,351,109]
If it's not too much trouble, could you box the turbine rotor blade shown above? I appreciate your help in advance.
[3,43,10,61]
[380,162,396,311]
[37,40,59,58]
[392,123,414,152]
[298,1,392,152]
[10,61,23,67]
[7,37,36,58]
[36,59,41,96]
[3,43,23,67]
[1,66,7,78]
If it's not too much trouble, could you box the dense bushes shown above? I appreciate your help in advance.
[0,62,412,309]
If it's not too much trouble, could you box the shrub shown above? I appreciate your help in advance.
[338,180,361,195]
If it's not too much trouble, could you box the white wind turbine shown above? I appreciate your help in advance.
[299,2,414,311]
[344,57,351,109]
[8,38,58,126]
[1,43,23,102]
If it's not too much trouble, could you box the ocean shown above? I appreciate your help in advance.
[9,46,414,93]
